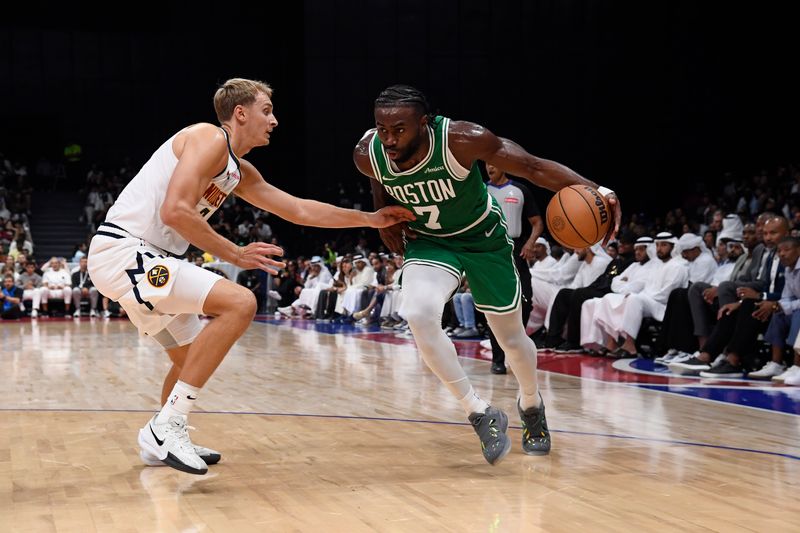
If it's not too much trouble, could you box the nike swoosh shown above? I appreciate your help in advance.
[484,223,499,237]
[187,395,197,400]
[150,424,165,446]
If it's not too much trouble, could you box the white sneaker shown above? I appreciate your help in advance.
[30,309,38,319]
[73,310,81,318]
[748,361,786,380]
[277,305,294,317]
[137,415,208,475]
[140,444,221,466]
[268,289,281,301]
[772,365,800,383]
[90,309,98,318]
[103,309,111,318]
[785,371,800,386]
[669,351,695,365]
[655,349,679,363]
[480,339,492,350]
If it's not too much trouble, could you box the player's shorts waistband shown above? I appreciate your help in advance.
[95,221,135,240]
[94,222,176,257]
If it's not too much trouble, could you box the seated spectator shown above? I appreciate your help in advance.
[3,256,18,283]
[669,216,788,377]
[71,256,99,317]
[16,262,43,318]
[318,257,354,322]
[542,244,612,334]
[449,278,478,338]
[752,236,800,379]
[377,260,404,328]
[237,269,264,313]
[527,239,578,332]
[272,260,303,306]
[277,256,333,317]
[582,232,688,357]
[657,225,761,364]
[8,235,33,260]
[340,255,374,317]
[71,242,88,263]
[0,274,23,320]
[353,256,387,325]
[543,232,636,351]
[41,257,73,316]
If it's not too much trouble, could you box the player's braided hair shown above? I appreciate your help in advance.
[375,85,438,128]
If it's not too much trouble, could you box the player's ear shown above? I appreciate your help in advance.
[419,113,428,129]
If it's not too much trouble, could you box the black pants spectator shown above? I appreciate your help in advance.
[702,299,767,368]
[655,287,698,354]
[489,251,533,366]
[1,307,22,320]
[545,286,609,347]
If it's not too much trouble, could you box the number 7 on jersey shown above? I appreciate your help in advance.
[413,205,442,230]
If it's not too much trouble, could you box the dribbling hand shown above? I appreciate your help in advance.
[235,242,286,275]
[379,224,416,255]
[601,193,622,246]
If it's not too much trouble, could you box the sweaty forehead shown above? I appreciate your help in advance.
[375,105,420,124]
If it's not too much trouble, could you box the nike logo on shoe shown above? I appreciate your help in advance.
[187,395,197,400]
[484,223,498,237]
[149,424,165,446]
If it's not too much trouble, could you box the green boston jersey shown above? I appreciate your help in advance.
[368,116,494,237]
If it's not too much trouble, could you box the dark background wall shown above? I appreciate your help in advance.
[2,1,797,218]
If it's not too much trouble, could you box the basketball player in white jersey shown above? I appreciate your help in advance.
[88,78,414,475]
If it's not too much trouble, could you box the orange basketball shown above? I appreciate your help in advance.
[546,185,611,249]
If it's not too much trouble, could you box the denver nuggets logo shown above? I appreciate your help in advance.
[147,265,170,288]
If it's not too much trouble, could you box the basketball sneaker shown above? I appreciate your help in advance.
[140,444,221,466]
[468,405,511,465]
[517,395,551,455]
[137,415,208,475]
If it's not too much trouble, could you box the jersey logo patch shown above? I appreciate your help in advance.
[147,265,170,288]
[504,197,520,204]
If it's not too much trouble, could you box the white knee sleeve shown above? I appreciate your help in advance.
[399,265,474,402]
[486,308,540,408]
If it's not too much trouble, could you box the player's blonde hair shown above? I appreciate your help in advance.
[214,78,273,123]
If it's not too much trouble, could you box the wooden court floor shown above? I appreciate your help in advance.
[1,318,798,532]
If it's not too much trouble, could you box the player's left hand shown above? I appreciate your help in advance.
[602,193,622,246]
[368,206,416,228]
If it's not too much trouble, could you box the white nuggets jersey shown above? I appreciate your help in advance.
[105,126,241,255]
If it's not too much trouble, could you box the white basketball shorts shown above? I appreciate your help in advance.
[88,222,223,348]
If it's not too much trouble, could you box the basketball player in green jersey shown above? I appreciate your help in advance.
[353,85,621,465]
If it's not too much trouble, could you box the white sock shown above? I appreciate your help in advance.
[458,385,490,416]
[155,380,199,424]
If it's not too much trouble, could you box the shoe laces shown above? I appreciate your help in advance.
[164,417,195,453]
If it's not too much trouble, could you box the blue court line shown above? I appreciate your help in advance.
[3,407,798,462]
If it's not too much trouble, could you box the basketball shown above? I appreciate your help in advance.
[545,185,611,248]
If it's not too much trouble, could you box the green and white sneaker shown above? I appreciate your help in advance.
[468,406,511,465]
[518,395,551,455]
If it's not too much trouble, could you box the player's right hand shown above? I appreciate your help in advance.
[235,242,286,275]
[379,224,415,255]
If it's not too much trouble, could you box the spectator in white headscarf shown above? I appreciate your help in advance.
[582,232,688,357]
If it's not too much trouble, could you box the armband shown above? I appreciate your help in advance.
[597,186,615,198]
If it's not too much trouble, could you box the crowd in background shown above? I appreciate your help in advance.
[3,150,800,386]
